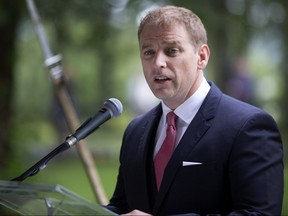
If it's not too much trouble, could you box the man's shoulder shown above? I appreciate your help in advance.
[208,81,264,113]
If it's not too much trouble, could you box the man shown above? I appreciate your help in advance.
[106,6,284,216]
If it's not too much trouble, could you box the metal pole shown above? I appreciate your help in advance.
[25,0,108,205]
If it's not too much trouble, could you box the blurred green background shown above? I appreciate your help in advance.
[0,0,287,215]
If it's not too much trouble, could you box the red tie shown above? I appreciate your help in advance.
[154,112,178,190]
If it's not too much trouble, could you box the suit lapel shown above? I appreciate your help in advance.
[133,105,162,211]
[153,82,223,214]
[135,105,162,169]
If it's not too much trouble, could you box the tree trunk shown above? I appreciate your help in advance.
[0,1,23,169]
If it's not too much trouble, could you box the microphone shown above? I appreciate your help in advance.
[66,98,123,147]
[12,98,122,182]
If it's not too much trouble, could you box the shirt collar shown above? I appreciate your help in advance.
[161,76,211,125]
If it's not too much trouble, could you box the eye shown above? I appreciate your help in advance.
[143,49,155,57]
[166,48,179,56]
[143,49,155,59]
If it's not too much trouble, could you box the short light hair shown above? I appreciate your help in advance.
[138,6,208,48]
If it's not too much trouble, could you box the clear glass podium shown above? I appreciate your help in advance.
[0,180,116,215]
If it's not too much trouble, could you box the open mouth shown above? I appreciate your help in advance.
[155,76,171,82]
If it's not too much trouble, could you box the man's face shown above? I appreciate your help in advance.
[139,23,209,109]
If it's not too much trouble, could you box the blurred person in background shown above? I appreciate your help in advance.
[105,5,283,216]
[225,57,257,105]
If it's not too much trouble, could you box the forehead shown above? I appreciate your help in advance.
[139,23,190,47]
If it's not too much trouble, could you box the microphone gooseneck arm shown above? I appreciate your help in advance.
[11,141,70,182]
[12,98,122,182]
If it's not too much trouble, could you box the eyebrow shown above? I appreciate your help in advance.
[141,40,181,50]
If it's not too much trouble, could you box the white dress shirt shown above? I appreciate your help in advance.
[153,77,211,158]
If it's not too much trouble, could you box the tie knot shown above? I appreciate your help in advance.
[166,112,177,127]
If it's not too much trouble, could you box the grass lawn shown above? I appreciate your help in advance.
[30,158,118,203]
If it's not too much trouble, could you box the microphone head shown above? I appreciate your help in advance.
[104,98,123,118]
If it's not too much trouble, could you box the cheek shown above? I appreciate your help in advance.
[141,57,149,66]
[142,59,152,70]
[178,65,198,87]
[141,62,150,76]
[143,69,153,86]
[178,61,196,77]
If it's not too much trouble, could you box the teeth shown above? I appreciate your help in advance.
[155,76,169,80]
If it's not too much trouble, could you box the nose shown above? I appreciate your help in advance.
[154,52,167,68]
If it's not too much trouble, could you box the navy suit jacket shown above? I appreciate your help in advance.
[107,82,283,216]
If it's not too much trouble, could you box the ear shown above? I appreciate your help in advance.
[197,44,210,70]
